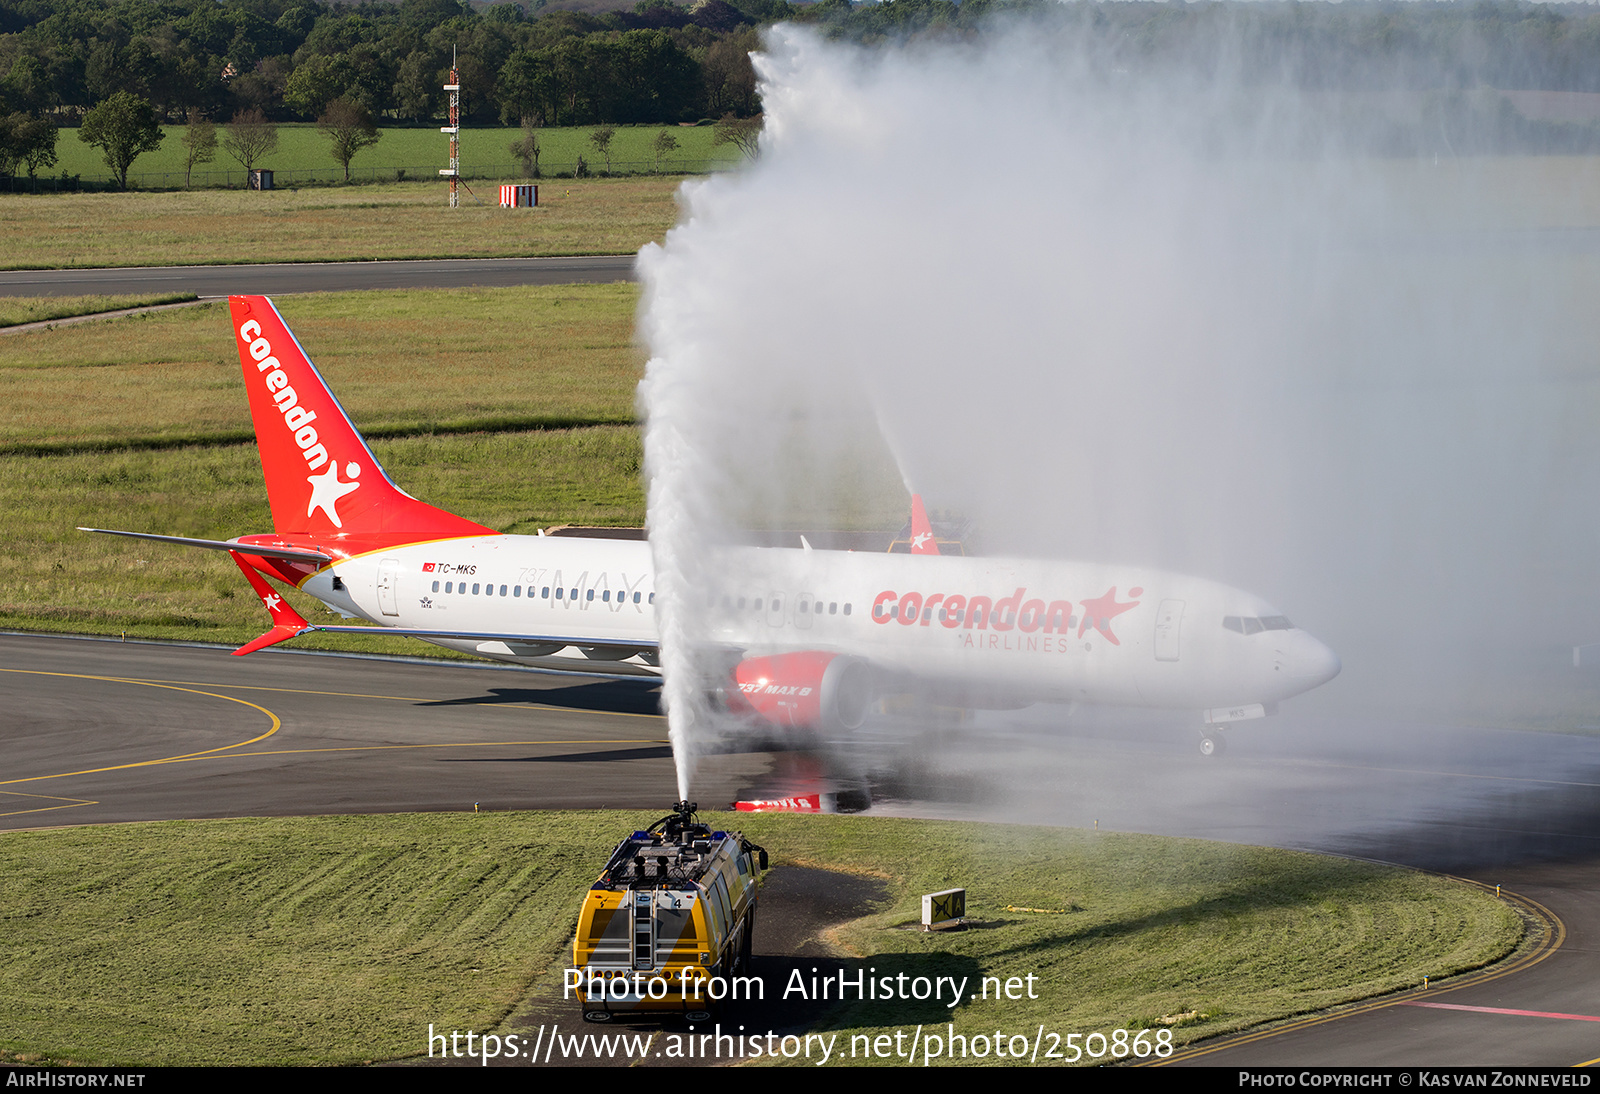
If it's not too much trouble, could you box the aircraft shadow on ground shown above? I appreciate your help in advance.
[437,745,674,764]
[416,681,663,717]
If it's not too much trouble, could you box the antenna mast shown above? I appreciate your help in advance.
[441,46,460,208]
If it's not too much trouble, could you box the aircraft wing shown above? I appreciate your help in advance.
[310,624,657,651]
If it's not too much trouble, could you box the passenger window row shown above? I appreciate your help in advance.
[709,595,852,616]
[429,580,654,605]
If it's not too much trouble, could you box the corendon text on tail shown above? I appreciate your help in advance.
[82,295,1340,753]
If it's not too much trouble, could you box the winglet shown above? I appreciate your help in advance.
[909,494,940,555]
[229,552,313,656]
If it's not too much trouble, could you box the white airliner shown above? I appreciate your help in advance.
[83,295,1340,754]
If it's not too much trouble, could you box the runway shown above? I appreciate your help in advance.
[7,631,1600,1065]
[0,256,636,298]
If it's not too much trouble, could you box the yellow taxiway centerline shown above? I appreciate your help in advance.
[0,669,283,787]
[0,790,100,819]
[21,672,667,720]
[0,668,666,790]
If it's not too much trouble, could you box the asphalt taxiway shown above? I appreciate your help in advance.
[0,632,693,827]
[0,256,636,299]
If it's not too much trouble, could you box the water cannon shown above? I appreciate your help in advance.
[649,800,709,842]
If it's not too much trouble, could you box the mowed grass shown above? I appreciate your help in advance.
[0,293,198,328]
[0,288,640,451]
[764,817,1521,1063]
[50,122,740,187]
[0,175,683,269]
[0,811,1522,1066]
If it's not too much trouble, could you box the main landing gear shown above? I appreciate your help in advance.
[1198,730,1227,757]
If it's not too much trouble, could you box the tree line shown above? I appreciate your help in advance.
[0,0,769,127]
[8,0,1600,185]
[7,0,1600,128]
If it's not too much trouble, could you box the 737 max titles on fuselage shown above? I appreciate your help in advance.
[80,295,1340,747]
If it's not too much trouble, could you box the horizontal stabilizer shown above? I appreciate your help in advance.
[234,623,315,657]
[229,552,313,656]
[80,528,332,565]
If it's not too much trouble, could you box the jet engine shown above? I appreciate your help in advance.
[729,651,875,733]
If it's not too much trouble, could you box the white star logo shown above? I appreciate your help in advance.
[912,531,933,549]
[306,461,362,528]
[263,593,282,612]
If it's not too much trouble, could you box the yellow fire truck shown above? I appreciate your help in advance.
[572,802,767,1022]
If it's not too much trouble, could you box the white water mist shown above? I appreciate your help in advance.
[639,21,1600,798]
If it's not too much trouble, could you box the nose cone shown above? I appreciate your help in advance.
[1282,630,1341,689]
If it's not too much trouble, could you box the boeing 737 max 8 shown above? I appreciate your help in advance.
[83,296,1340,751]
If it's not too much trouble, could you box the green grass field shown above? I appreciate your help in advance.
[0,290,640,449]
[45,122,742,189]
[0,293,198,328]
[0,811,1523,1066]
[0,175,683,268]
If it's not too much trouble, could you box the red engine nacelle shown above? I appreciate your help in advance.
[730,651,874,733]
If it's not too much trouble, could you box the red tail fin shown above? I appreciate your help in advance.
[909,494,940,555]
[230,296,493,541]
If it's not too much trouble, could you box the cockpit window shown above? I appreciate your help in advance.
[1224,614,1295,634]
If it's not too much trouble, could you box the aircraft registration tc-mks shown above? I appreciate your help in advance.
[83,295,1340,753]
